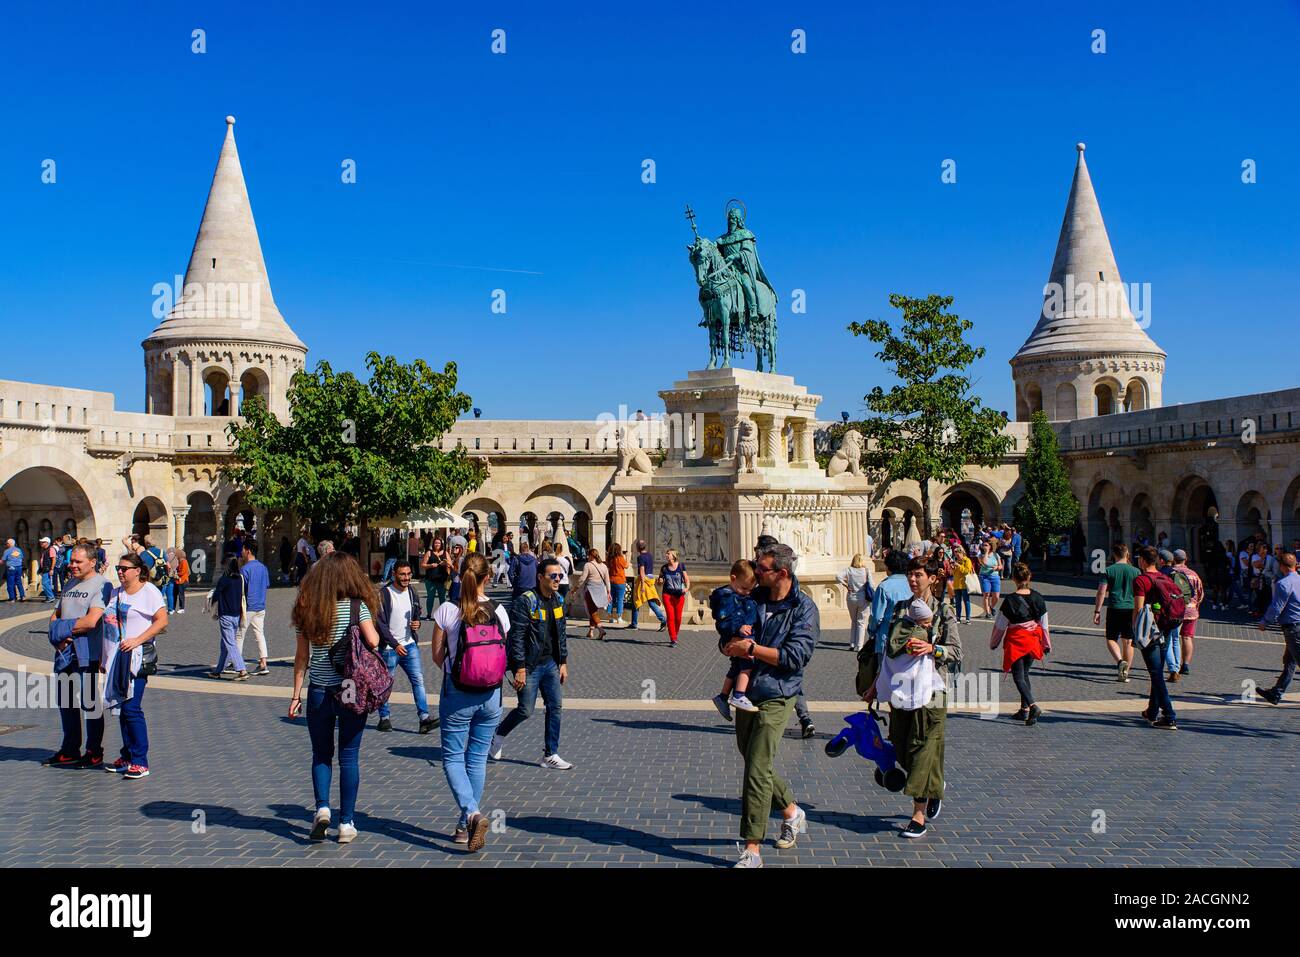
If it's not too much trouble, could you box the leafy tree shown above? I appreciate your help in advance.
[847,293,1013,534]
[223,352,487,572]
[1012,410,1080,559]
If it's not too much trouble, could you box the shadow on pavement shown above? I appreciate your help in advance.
[505,813,731,866]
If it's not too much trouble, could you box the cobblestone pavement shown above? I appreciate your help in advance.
[1,576,1296,867]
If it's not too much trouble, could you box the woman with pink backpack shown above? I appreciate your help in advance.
[430,551,510,852]
[289,553,383,844]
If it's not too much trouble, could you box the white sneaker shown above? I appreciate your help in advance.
[488,735,504,761]
[337,822,358,844]
[310,808,330,841]
[733,843,763,868]
[542,753,574,770]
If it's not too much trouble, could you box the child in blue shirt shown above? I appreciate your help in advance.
[710,560,760,721]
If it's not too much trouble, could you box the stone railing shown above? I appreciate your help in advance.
[1056,387,1300,452]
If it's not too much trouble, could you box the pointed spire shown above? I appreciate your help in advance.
[1012,143,1164,362]
[145,116,305,349]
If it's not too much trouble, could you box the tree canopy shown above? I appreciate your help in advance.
[223,353,487,559]
[846,293,1012,533]
[1012,410,1080,557]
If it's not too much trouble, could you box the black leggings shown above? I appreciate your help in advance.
[1010,654,1035,708]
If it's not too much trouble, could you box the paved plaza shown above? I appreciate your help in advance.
[1,577,1296,868]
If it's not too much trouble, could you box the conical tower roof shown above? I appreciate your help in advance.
[144,116,305,350]
[1012,143,1163,364]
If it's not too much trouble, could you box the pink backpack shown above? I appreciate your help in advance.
[452,600,508,692]
[330,599,394,715]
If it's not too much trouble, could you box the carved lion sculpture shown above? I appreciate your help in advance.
[618,427,654,476]
[736,418,759,474]
[827,429,864,477]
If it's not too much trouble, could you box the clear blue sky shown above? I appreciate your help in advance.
[2,1,1296,420]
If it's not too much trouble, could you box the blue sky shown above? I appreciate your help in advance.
[2,1,1297,421]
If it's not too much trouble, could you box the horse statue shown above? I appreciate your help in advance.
[686,204,779,371]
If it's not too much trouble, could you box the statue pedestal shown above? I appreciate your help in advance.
[608,368,873,628]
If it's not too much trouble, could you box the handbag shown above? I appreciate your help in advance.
[585,571,609,609]
[116,599,159,678]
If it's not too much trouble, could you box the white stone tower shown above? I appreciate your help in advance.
[142,116,307,419]
[1010,143,1165,421]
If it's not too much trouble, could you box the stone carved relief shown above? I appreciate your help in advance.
[760,513,833,559]
[655,511,729,563]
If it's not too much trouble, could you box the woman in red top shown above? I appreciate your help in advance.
[989,563,1051,725]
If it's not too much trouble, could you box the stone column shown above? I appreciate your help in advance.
[170,355,180,417]
[770,416,787,466]
[190,353,203,416]
[173,506,190,552]
[229,363,242,417]
[591,520,609,554]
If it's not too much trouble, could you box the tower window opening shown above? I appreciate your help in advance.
[211,258,216,268]
[1098,271,1104,281]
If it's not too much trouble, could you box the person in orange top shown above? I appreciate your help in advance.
[606,543,629,626]
[174,549,191,615]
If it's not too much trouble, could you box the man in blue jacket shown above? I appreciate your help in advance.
[869,548,916,655]
[721,542,817,868]
[508,539,539,600]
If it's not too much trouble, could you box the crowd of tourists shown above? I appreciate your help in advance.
[24,509,1300,867]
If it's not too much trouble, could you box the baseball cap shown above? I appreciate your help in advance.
[39,536,51,543]
[1173,548,1188,562]
[1158,548,1175,563]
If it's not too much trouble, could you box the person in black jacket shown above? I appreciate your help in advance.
[374,560,437,734]
[724,542,817,868]
[491,558,573,770]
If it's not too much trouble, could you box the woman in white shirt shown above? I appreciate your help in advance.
[836,553,873,652]
[103,551,168,779]
[431,552,508,853]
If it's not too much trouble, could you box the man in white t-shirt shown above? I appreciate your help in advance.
[374,560,436,734]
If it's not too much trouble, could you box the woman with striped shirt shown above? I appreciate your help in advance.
[290,553,381,844]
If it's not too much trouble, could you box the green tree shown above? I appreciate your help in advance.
[1012,410,1080,559]
[848,293,1013,534]
[222,352,487,572]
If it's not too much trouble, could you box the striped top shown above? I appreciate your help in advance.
[308,599,372,687]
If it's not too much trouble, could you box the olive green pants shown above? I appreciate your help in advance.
[735,695,796,841]
[888,703,946,801]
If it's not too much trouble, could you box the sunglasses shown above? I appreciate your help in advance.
[114,565,134,573]
[546,573,564,580]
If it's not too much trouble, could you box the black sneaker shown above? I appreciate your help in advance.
[1259,688,1282,706]
[1152,716,1178,730]
[75,751,104,770]
[800,720,816,739]
[1009,708,1028,721]
[42,752,79,768]
[419,716,439,734]
[1179,664,1189,676]
[377,717,393,733]
[1025,704,1041,726]
[902,819,928,838]
[926,798,942,820]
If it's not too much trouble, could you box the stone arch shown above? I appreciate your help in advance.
[0,466,99,549]
[1234,490,1270,544]
[203,367,233,416]
[185,490,217,581]
[1169,473,1220,565]
[1026,383,1043,416]
[132,496,169,546]
[1093,377,1121,416]
[882,495,923,548]
[1122,377,1149,413]
[0,445,108,545]
[1281,475,1300,549]
[239,367,271,412]
[1129,493,1156,546]
[1054,382,1077,421]
[1086,479,1124,556]
[940,481,1002,533]
[459,496,507,545]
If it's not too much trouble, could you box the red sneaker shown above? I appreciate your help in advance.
[105,757,130,774]
[123,764,150,779]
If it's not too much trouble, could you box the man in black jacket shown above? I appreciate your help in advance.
[374,561,437,734]
[491,558,573,770]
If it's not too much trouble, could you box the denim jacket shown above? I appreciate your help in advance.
[746,577,819,703]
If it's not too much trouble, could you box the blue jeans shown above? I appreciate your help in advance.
[380,558,397,584]
[41,571,56,600]
[606,583,627,619]
[630,596,665,627]
[1141,638,1175,722]
[379,643,429,720]
[497,657,563,755]
[5,568,22,601]
[438,674,502,827]
[1162,626,1182,674]
[306,684,366,825]
[954,588,971,620]
[57,663,104,757]
[161,580,175,613]
[215,615,247,672]
[118,676,149,767]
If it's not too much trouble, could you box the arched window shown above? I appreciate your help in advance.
[1123,378,1148,412]
[1094,383,1115,416]
[1055,382,1078,420]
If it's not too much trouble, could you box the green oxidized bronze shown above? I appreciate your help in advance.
[686,201,778,371]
